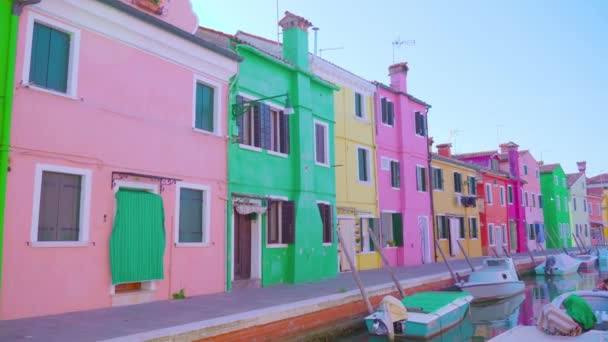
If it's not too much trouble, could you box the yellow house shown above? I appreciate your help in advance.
[310,58,380,271]
[431,145,483,260]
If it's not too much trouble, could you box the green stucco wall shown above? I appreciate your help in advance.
[0,0,19,286]
[540,165,572,248]
[226,37,337,290]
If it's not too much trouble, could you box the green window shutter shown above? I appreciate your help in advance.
[387,102,395,125]
[195,83,214,132]
[281,200,296,244]
[392,213,403,247]
[30,23,51,88]
[110,189,166,285]
[47,28,70,93]
[381,98,388,123]
[358,149,365,181]
[179,188,203,243]
[355,93,362,117]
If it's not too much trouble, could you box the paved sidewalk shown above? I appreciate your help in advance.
[0,251,555,342]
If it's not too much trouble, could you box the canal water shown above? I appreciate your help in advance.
[335,268,608,341]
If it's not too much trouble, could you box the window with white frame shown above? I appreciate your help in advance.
[468,176,477,195]
[524,191,529,207]
[390,160,400,188]
[357,147,371,183]
[554,175,558,185]
[381,98,395,126]
[469,217,478,238]
[488,223,495,245]
[432,167,444,190]
[236,96,290,154]
[556,195,561,211]
[176,183,209,244]
[507,185,514,204]
[539,195,543,208]
[25,15,81,96]
[359,217,379,252]
[486,183,493,204]
[436,215,448,240]
[523,164,528,175]
[194,82,215,133]
[355,92,364,118]
[453,172,463,193]
[501,224,507,245]
[267,199,295,245]
[521,188,525,207]
[458,217,466,239]
[415,111,426,136]
[317,202,333,244]
[416,166,427,192]
[500,186,506,206]
[573,197,577,211]
[32,164,91,244]
[314,121,329,166]
[532,193,536,208]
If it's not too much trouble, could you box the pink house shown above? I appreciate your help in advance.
[1,0,240,319]
[512,149,545,251]
[374,63,433,266]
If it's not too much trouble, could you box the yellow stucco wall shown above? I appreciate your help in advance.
[603,189,608,241]
[431,157,482,260]
[333,83,380,270]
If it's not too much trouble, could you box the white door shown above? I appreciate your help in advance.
[338,218,356,272]
[418,216,431,263]
[449,217,460,256]
[494,226,503,255]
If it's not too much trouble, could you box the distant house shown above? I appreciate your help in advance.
[567,162,592,248]
[587,172,608,244]
[540,163,572,248]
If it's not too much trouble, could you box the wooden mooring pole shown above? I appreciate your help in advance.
[367,227,406,299]
[456,240,475,273]
[337,228,374,314]
[434,240,460,283]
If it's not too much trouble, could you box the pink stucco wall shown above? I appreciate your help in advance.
[1,8,232,319]
[519,151,545,251]
[375,76,432,266]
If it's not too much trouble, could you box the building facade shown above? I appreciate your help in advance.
[587,173,608,242]
[1,0,240,319]
[567,162,591,248]
[432,144,482,260]
[515,149,545,251]
[587,187,604,246]
[540,163,572,248]
[498,142,526,253]
[374,63,433,266]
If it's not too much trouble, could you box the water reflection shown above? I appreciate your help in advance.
[336,269,608,341]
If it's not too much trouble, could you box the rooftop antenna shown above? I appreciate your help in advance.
[496,124,505,146]
[449,129,463,153]
[276,0,280,42]
[319,47,344,58]
[392,37,415,63]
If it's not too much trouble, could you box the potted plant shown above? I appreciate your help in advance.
[387,241,396,247]
[133,0,165,15]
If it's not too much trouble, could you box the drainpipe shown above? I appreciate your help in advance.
[424,108,435,263]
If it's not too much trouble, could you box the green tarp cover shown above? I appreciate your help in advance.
[110,189,166,285]
[401,291,470,314]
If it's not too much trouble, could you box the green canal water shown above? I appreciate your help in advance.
[334,268,607,342]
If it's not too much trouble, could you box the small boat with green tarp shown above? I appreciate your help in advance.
[365,291,473,339]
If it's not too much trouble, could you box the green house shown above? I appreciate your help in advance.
[540,163,572,248]
[198,12,339,290]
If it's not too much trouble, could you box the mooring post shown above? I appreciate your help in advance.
[367,227,406,299]
[456,240,475,273]
[434,240,459,283]
[337,228,374,314]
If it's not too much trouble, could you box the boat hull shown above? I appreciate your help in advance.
[458,281,525,302]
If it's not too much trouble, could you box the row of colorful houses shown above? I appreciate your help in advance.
[0,0,606,320]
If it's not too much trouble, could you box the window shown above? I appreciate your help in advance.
[32,164,92,245]
[314,121,329,166]
[539,195,543,208]
[453,172,463,193]
[381,213,403,247]
[523,165,528,175]
[194,83,215,132]
[317,203,333,244]
[556,195,561,211]
[381,98,395,126]
[176,184,209,244]
[573,198,577,211]
[240,105,260,148]
[488,224,495,245]
[521,188,525,207]
[469,217,478,239]
[501,224,507,245]
[583,199,587,212]
[564,197,568,212]
[432,167,444,190]
[357,147,371,183]
[562,178,566,187]
[507,185,514,204]
[390,160,401,188]
[528,223,536,240]
[267,199,296,245]
[237,98,290,154]
[458,217,466,239]
[500,186,506,206]
[468,176,477,195]
[26,18,80,96]
[554,175,558,185]
[269,109,289,154]
[491,159,499,171]
[524,191,529,207]
[532,193,536,208]
[415,111,426,136]
[359,218,379,252]
[436,215,448,240]
[585,224,589,237]
[355,92,363,118]
[486,183,493,204]
[416,166,427,192]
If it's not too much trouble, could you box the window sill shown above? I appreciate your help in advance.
[267,150,289,158]
[391,187,401,190]
[382,246,400,249]
[175,242,211,248]
[354,116,369,123]
[417,190,428,193]
[358,180,372,185]
[239,144,263,152]
[29,241,90,248]
[192,128,221,137]
[381,123,394,128]
[433,188,444,192]
[111,289,155,298]
[322,242,333,247]
[267,243,289,249]
[358,251,377,255]
[23,83,78,100]
[415,134,427,138]
[315,162,330,168]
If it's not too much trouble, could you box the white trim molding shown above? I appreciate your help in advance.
[356,145,372,185]
[314,119,330,167]
[174,182,212,247]
[30,163,92,247]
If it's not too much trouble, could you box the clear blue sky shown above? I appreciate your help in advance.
[194,1,607,176]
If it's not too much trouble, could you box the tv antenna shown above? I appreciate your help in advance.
[319,47,344,58]
[392,38,415,63]
[449,129,463,152]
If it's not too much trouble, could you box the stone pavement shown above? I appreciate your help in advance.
[0,250,559,342]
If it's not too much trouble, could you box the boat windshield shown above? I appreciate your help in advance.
[486,259,507,267]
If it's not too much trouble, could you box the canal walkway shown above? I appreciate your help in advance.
[0,250,563,342]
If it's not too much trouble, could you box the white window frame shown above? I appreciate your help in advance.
[488,223,495,246]
[380,157,391,171]
[502,224,508,246]
[22,12,81,99]
[432,167,444,191]
[30,164,92,247]
[453,171,463,194]
[524,191,529,207]
[486,183,493,204]
[416,165,428,192]
[523,164,528,176]
[556,195,561,211]
[468,217,478,240]
[436,214,448,240]
[317,200,333,246]
[359,215,376,253]
[381,98,395,127]
[266,195,289,248]
[174,182,211,247]
[192,75,223,136]
[389,159,400,189]
[499,186,506,206]
[314,119,330,167]
[467,175,477,195]
[507,185,514,204]
[356,145,372,184]
[354,92,366,120]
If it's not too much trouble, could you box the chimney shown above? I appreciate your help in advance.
[538,161,544,166]
[577,161,587,174]
[278,11,312,71]
[428,137,435,153]
[388,62,409,93]
[499,141,520,178]
[436,143,452,158]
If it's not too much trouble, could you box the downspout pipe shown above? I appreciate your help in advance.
[424,108,435,263]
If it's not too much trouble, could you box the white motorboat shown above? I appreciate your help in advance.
[572,254,598,269]
[552,290,608,312]
[457,257,525,302]
[535,253,582,276]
